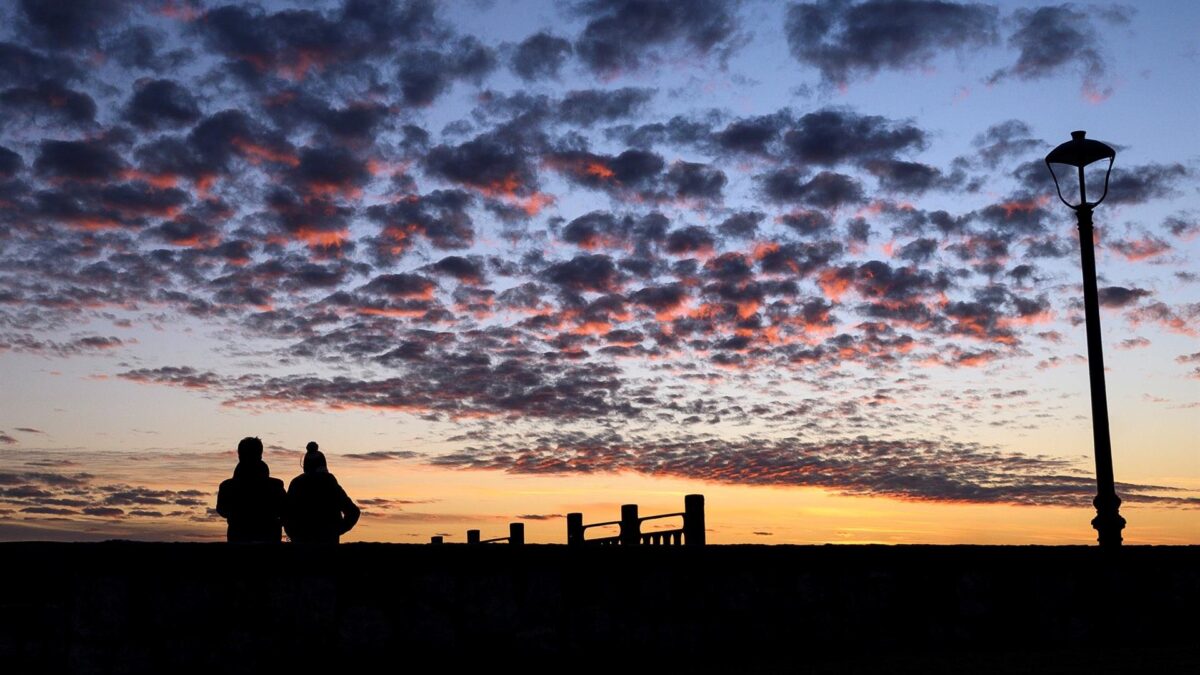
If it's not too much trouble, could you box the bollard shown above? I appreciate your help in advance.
[684,494,705,546]
[467,529,480,545]
[509,522,524,546]
[567,513,584,546]
[430,535,443,545]
[620,504,640,547]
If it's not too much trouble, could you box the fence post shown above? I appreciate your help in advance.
[684,494,705,546]
[509,522,524,545]
[467,529,480,545]
[567,512,583,546]
[620,504,640,546]
[430,535,443,545]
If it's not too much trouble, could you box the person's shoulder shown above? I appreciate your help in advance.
[218,477,235,490]
[329,475,353,496]
[269,477,284,488]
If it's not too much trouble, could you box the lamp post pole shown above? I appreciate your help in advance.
[1074,204,1125,548]
[1046,130,1126,548]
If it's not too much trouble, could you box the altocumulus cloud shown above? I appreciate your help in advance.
[431,433,1199,508]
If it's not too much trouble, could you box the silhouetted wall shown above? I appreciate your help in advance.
[1,543,1197,672]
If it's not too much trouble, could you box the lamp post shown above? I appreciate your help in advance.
[1045,130,1126,548]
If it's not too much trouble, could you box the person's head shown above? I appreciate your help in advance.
[303,441,327,474]
[237,436,264,463]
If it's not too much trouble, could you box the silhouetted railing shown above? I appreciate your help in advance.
[465,522,525,545]
[567,494,704,547]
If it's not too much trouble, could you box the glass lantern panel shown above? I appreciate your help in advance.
[1081,161,1109,204]
[1048,162,1081,205]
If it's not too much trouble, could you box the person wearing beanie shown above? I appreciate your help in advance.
[284,441,360,543]
[215,436,287,543]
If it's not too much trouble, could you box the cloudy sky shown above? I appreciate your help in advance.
[0,0,1196,544]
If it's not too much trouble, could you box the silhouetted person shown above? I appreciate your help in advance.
[216,436,286,543]
[285,442,360,543]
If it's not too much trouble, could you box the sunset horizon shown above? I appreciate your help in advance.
[1,0,1197,546]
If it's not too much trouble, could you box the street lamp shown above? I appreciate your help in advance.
[1045,130,1125,548]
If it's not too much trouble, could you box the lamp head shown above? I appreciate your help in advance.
[1045,130,1116,210]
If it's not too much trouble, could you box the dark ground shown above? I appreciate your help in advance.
[1,542,1197,673]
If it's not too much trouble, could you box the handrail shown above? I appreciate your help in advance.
[567,495,704,547]
[639,512,684,522]
[464,522,525,545]
[451,495,705,547]
[580,520,622,529]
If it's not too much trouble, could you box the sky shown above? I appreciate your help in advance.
[0,0,1196,545]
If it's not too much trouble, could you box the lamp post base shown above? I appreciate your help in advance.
[1092,492,1126,548]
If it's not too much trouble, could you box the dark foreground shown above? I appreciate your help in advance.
[2,543,1198,673]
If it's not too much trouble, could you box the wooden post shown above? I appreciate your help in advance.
[567,513,583,546]
[467,529,480,545]
[509,522,524,545]
[430,535,443,545]
[684,494,705,546]
[620,504,640,547]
